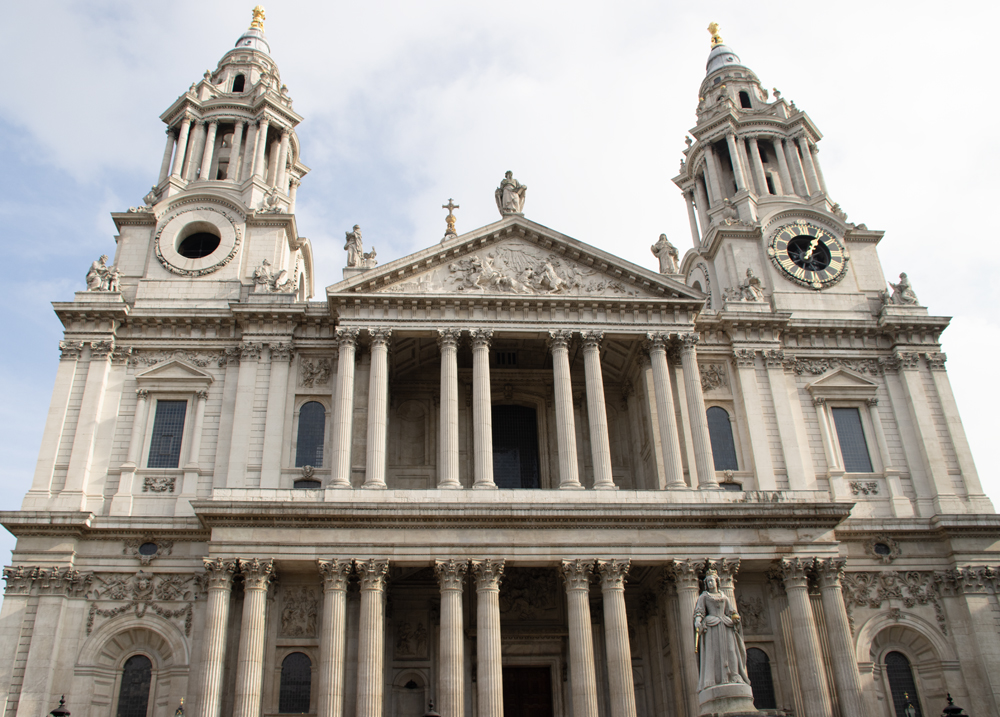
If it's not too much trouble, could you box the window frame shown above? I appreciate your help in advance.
[829,403,878,474]
[271,647,317,715]
[144,398,189,469]
[293,399,329,469]
[878,648,926,717]
[804,368,885,478]
[110,652,157,717]
[704,401,750,484]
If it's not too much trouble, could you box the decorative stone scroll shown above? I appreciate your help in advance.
[86,570,200,635]
[143,476,176,493]
[840,569,946,635]
[131,349,222,368]
[783,356,881,376]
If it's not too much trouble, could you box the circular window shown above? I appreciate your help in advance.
[787,234,832,272]
[138,542,159,556]
[178,232,221,258]
[873,543,891,556]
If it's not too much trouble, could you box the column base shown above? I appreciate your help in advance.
[328,481,352,489]
[437,482,463,490]
[698,683,759,716]
[361,483,387,490]
[698,483,721,490]
[472,483,498,490]
[666,482,691,490]
[559,483,585,490]
[593,484,619,490]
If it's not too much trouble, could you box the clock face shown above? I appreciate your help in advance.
[767,222,848,290]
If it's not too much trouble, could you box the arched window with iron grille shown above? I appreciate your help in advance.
[279,652,312,713]
[295,402,326,468]
[706,406,739,470]
[886,651,922,717]
[746,648,776,709]
[116,654,153,717]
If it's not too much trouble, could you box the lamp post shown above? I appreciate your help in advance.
[941,693,969,716]
[49,697,70,717]
[903,692,916,717]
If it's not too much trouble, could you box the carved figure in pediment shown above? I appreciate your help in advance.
[345,225,364,267]
[539,259,569,293]
[495,171,527,215]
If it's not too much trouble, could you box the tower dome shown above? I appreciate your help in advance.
[233,5,271,55]
[705,43,747,76]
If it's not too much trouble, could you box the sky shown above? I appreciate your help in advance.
[1,1,998,566]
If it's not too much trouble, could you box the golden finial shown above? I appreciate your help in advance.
[708,22,723,47]
[250,5,266,30]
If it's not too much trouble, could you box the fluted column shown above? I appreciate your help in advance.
[184,120,207,181]
[597,560,636,717]
[561,560,599,717]
[725,133,747,192]
[252,116,271,179]
[549,330,582,489]
[683,189,700,245]
[702,145,724,203]
[158,129,175,184]
[275,129,291,189]
[437,329,462,489]
[471,329,496,489]
[815,559,867,716]
[170,116,192,178]
[199,120,219,181]
[472,559,505,717]
[581,331,615,489]
[364,328,391,489]
[227,121,245,181]
[679,334,717,489]
[435,559,469,717]
[694,176,711,224]
[317,560,352,717]
[355,559,389,717]
[645,333,685,489]
[772,138,794,196]
[196,558,237,717]
[779,558,833,717]
[798,136,821,195]
[668,560,702,717]
[289,177,301,212]
[786,137,810,197]
[233,558,275,717]
[748,137,769,195]
[330,328,359,488]
[240,121,258,181]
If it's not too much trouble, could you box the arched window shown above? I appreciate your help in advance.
[746,648,777,709]
[739,91,752,109]
[886,651,923,717]
[706,406,738,470]
[279,652,312,713]
[116,654,153,717]
[295,402,326,468]
[232,74,246,92]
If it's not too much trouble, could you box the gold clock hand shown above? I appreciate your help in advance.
[803,236,821,260]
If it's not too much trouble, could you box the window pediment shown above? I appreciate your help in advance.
[135,359,214,392]
[805,367,878,401]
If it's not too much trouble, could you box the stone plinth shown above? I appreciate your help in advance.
[698,683,758,716]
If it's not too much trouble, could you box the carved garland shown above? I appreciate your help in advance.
[84,570,200,636]
[154,205,243,277]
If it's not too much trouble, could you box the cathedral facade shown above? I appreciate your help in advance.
[1,11,997,717]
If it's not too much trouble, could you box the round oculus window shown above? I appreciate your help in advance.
[138,542,159,556]
[873,543,892,556]
[177,232,221,259]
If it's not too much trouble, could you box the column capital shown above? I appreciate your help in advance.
[547,329,573,351]
[580,330,604,349]
[469,328,493,349]
[239,558,275,590]
[239,341,263,361]
[706,557,741,589]
[815,558,846,589]
[318,558,352,592]
[289,177,301,188]
[269,341,293,362]
[471,558,505,588]
[355,558,389,591]
[763,348,784,368]
[437,328,461,350]
[59,340,84,360]
[732,347,756,368]
[812,396,827,406]
[596,559,630,589]
[195,389,210,402]
[679,332,700,352]
[335,327,361,349]
[778,557,815,589]
[643,331,669,352]
[866,397,879,407]
[925,352,947,371]
[665,559,701,590]
[135,388,150,401]
[368,327,391,348]
[90,340,115,359]
[435,559,469,591]
[203,557,238,589]
[560,559,594,591]
[280,127,291,138]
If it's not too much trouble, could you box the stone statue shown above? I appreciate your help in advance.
[495,171,527,215]
[651,234,680,275]
[253,259,292,293]
[693,571,750,693]
[886,272,919,306]
[86,255,113,291]
[742,267,765,302]
[362,247,378,269]
[344,225,363,268]
[106,265,123,293]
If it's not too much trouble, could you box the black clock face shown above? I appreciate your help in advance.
[768,222,847,289]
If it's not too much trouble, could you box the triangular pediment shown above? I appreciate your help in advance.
[805,367,878,399]
[327,216,703,302]
[135,359,214,388]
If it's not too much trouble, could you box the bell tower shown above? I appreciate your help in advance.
[109,5,313,307]
[674,23,888,318]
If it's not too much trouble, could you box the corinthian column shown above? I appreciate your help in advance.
[253,117,271,180]
[170,116,192,178]
[561,560,598,717]
[815,559,867,716]
[471,559,505,717]
[470,329,496,489]
[779,558,833,717]
[549,330,581,489]
[317,560,352,717]
[228,121,245,181]
[437,329,461,488]
[275,128,291,189]
[200,120,219,181]
[158,128,175,184]
[355,559,389,717]
[196,558,237,717]
[679,333,718,489]
[233,559,275,717]
[364,328,391,489]
[581,331,615,489]
[330,328,359,488]
[435,559,469,717]
[666,560,701,717]
[597,560,636,717]
[644,333,685,488]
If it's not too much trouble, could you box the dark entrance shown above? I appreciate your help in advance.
[492,405,540,488]
[502,666,553,717]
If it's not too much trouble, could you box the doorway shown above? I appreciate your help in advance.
[502,666,553,717]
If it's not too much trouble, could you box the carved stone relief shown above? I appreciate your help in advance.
[783,356,881,376]
[840,570,945,635]
[864,534,901,564]
[122,536,174,565]
[86,570,200,636]
[143,476,176,493]
[499,568,560,622]
[394,611,429,659]
[280,586,319,637]
[735,591,769,634]
[700,363,729,392]
[3,566,92,596]
[130,349,222,368]
[299,357,332,387]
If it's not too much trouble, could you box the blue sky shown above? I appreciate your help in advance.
[1,1,999,565]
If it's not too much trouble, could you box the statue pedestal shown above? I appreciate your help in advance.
[343,267,369,280]
[698,683,759,716]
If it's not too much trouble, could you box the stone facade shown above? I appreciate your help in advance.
[0,15,996,717]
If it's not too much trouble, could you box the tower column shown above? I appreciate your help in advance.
[779,558,833,717]
[472,559,505,717]
[241,121,258,181]
[471,329,496,489]
[170,116,192,178]
[725,133,747,192]
[798,136,821,195]
[679,333,718,489]
[317,560,352,717]
[597,560,637,717]
[363,329,391,489]
[645,333,685,488]
[702,144,724,203]
[196,558,237,717]
[227,121,245,181]
[289,177,301,212]
[783,137,809,197]
[815,559,868,717]
[199,120,219,181]
[330,328,359,488]
[184,120,207,181]
[694,176,711,229]
[267,135,281,185]
[437,329,461,489]
[252,116,271,179]
[435,559,469,717]
[233,559,275,717]
[810,144,828,193]
[180,388,209,499]
[772,137,794,197]
[581,332,615,489]
[158,129,175,184]
[549,330,582,489]
[561,560,599,717]
[748,137,769,195]
[275,128,291,189]
[683,189,701,245]
[355,559,389,717]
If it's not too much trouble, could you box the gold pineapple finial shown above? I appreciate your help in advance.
[708,22,723,47]
[250,5,266,30]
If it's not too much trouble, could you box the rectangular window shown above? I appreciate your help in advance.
[831,407,873,472]
[147,400,187,468]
